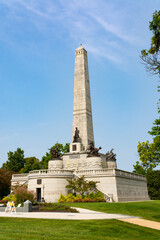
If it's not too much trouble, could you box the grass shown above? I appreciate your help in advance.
[62,200,160,222]
[0,217,160,240]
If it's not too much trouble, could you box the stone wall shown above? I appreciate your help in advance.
[63,152,108,170]
[76,169,149,202]
[11,168,149,202]
[28,170,73,202]
[11,173,29,188]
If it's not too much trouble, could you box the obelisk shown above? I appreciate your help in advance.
[72,45,94,151]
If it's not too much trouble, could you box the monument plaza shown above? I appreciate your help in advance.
[11,45,149,202]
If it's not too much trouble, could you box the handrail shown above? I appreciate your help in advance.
[12,173,28,178]
[29,169,73,175]
[76,168,146,180]
[12,169,73,178]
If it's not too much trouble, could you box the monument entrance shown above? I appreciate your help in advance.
[36,188,41,202]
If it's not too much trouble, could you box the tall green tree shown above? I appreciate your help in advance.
[2,148,25,173]
[133,139,159,174]
[2,148,41,173]
[141,10,160,140]
[134,10,160,174]
[146,170,160,200]
[141,10,160,75]
[20,157,41,173]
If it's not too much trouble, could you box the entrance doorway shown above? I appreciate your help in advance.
[36,188,41,202]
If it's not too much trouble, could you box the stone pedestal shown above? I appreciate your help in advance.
[70,142,83,153]
[48,159,63,170]
[107,160,117,169]
[86,156,103,169]
[24,200,32,212]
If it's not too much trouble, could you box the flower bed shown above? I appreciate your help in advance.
[32,203,79,213]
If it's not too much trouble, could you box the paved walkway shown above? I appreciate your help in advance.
[0,207,160,230]
[120,218,160,231]
[0,207,136,220]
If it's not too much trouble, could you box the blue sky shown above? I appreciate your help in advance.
[0,0,159,171]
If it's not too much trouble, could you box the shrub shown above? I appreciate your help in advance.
[94,191,105,201]
[83,198,95,202]
[74,194,82,202]
[82,191,105,202]
[66,193,75,202]
[3,194,17,203]
[14,186,35,205]
[58,194,66,203]
[74,198,83,202]
[58,192,105,203]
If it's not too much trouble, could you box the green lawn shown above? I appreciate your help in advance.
[62,200,160,222]
[0,218,160,240]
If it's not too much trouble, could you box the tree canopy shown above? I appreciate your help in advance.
[146,170,160,200]
[0,169,13,199]
[134,10,160,175]
[2,148,25,173]
[133,138,159,175]
[66,176,98,197]
[0,143,70,199]
[19,157,41,173]
[141,10,160,75]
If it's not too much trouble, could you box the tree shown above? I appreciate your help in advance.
[63,143,70,153]
[146,170,160,200]
[40,143,69,169]
[0,168,13,199]
[141,10,160,142]
[20,157,41,173]
[133,161,146,175]
[134,11,160,174]
[2,148,25,173]
[141,10,160,75]
[40,151,52,169]
[2,148,41,173]
[133,139,159,174]
[66,176,98,197]
[149,114,160,136]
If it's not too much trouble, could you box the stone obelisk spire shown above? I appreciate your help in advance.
[72,45,94,150]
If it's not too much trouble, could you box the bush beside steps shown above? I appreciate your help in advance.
[58,191,106,203]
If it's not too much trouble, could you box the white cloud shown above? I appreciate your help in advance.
[85,44,122,63]
[0,0,154,64]
[90,14,135,45]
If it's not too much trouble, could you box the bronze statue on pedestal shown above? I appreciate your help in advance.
[105,149,116,161]
[73,127,80,143]
[49,144,61,159]
[87,142,102,157]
